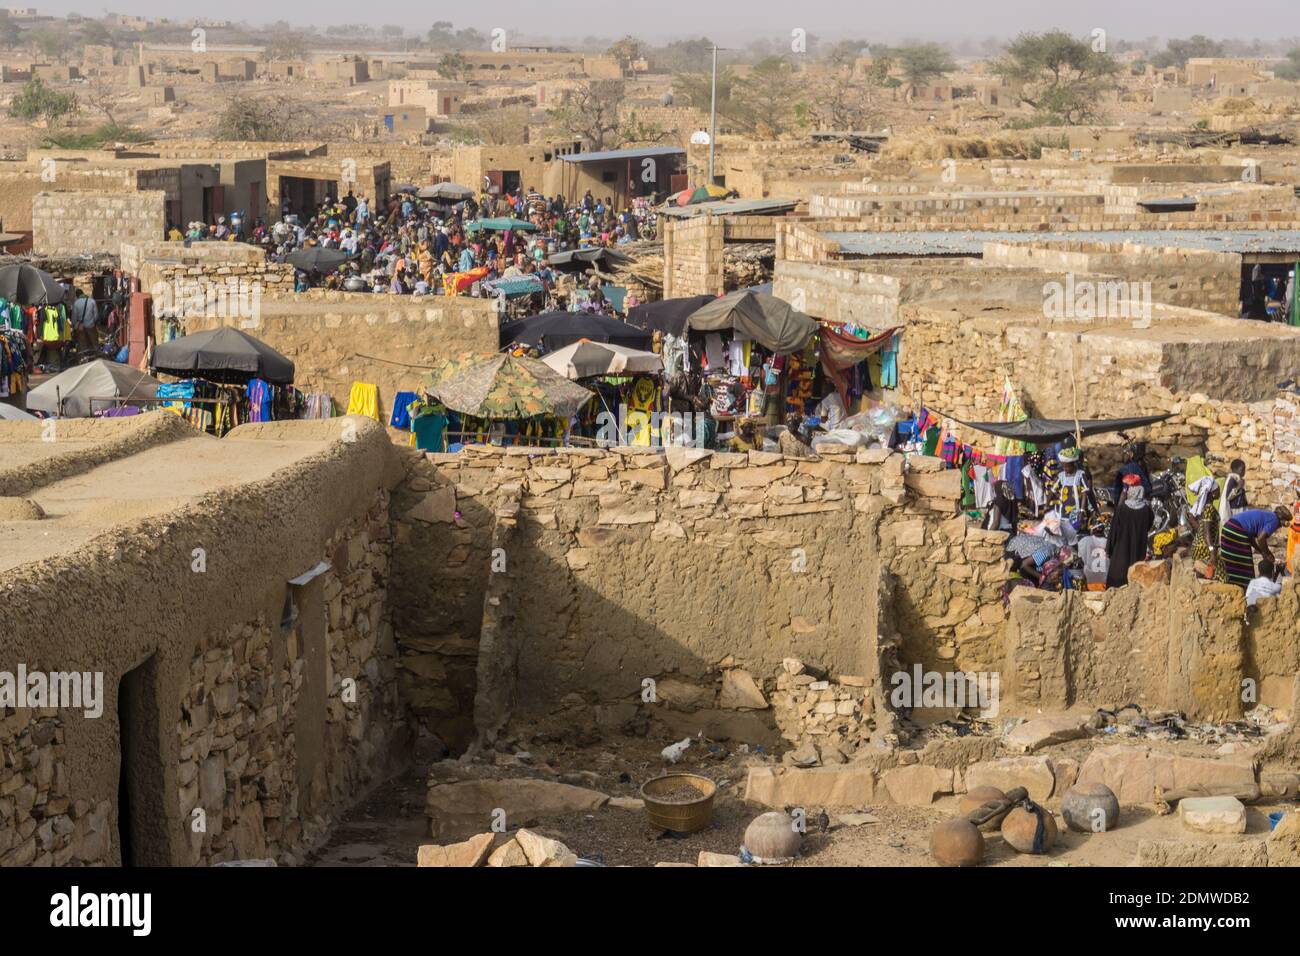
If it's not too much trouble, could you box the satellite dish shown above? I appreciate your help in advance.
[690,130,711,146]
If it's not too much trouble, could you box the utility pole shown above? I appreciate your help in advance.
[708,44,718,185]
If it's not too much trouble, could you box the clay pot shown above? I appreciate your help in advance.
[958,786,1006,817]
[1001,805,1058,854]
[742,811,802,863]
[1061,783,1120,833]
[930,818,985,867]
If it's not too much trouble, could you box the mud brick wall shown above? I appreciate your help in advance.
[982,240,1243,316]
[32,189,167,256]
[662,215,724,298]
[0,417,412,867]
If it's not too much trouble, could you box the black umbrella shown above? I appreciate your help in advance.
[546,247,633,273]
[151,326,295,385]
[500,310,654,353]
[932,411,1174,445]
[286,247,352,275]
[0,263,66,306]
[627,295,716,336]
[418,182,474,201]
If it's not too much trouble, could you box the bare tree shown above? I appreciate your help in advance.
[546,80,625,150]
[83,73,121,124]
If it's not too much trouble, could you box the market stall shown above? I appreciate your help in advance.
[148,326,300,435]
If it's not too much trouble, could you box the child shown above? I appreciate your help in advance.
[1246,558,1282,609]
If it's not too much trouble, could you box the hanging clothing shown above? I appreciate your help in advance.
[971,465,995,509]
[411,412,448,451]
[246,378,272,423]
[346,382,380,421]
[390,390,420,429]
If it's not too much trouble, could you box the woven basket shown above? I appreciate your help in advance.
[639,773,717,833]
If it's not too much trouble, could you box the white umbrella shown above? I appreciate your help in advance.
[540,340,663,380]
[26,360,161,418]
[0,403,38,420]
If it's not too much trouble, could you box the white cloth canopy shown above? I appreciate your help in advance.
[540,340,663,380]
[26,360,161,418]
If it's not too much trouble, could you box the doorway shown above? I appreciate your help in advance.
[117,654,166,865]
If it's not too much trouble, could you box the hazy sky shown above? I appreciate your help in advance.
[34,1,1292,41]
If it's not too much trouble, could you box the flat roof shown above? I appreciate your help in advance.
[660,198,798,219]
[559,146,685,164]
[826,229,1300,257]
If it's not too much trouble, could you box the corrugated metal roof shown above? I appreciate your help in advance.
[827,229,1300,257]
[558,146,685,164]
[659,198,799,219]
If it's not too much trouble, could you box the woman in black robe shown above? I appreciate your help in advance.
[1106,477,1154,588]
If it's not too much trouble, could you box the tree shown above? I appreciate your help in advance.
[676,58,807,137]
[1152,35,1225,70]
[619,111,668,146]
[1277,48,1300,81]
[8,78,79,125]
[436,51,471,83]
[214,91,311,140]
[805,63,884,130]
[30,27,69,59]
[994,31,1120,125]
[820,39,869,69]
[648,37,714,74]
[547,80,626,150]
[892,43,956,99]
[456,106,529,145]
[78,20,112,47]
[607,35,644,76]
[427,21,456,48]
[264,33,308,61]
[83,73,121,123]
[428,21,484,50]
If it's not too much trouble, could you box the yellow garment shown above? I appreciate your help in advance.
[1288,501,1300,574]
[346,382,380,421]
[1184,456,1213,507]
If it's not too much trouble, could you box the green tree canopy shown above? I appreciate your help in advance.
[994,30,1120,124]
[8,78,79,126]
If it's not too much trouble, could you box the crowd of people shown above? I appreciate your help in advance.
[981,437,1296,602]
[170,186,659,301]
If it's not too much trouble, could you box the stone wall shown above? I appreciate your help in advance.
[174,494,405,864]
[32,190,166,257]
[122,240,295,313]
[390,444,1009,757]
[0,416,413,866]
[896,305,1300,496]
[1005,558,1300,718]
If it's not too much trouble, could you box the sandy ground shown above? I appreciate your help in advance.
[307,730,1293,868]
[0,433,328,570]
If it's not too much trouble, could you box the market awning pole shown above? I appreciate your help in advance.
[708,45,718,185]
[1070,338,1083,448]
